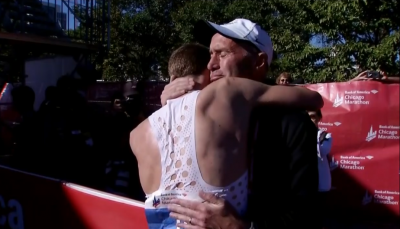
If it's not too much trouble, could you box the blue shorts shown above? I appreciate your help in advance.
[145,208,177,229]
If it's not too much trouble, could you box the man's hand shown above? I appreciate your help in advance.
[349,70,371,81]
[160,77,195,106]
[349,70,390,82]
[168,191,248,229]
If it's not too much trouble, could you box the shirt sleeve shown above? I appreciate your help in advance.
[255,111,319,229]
[282,111,319,227]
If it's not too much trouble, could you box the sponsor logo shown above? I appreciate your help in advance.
[363,190,400,206]
[366,126,377,142]
[332,90,378,108]
[334,122,341,126]
[366,125,400,142]
[318,121,342,131]
[331,155,372,170]
[333,93,343,107]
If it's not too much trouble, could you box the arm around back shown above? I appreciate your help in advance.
[215,77,324,110]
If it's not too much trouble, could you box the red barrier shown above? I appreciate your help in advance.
[0,166,147,229]
[305,82,400,218]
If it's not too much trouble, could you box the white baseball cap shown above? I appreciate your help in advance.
[195,18,274,66]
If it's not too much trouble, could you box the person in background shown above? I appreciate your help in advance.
[10,85,39,169]
[350,70,399,83]
[276,72,293,85]
[308,109,332,229]
[103,90,144,200]
[38,86,58,113]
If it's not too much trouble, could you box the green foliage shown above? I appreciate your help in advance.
[76,0,400,82]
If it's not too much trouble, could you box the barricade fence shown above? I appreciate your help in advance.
[0,81,398,228]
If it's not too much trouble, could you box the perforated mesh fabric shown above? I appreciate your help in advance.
[148,91,248,215]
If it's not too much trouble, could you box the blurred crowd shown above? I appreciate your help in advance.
[0,76,146,200]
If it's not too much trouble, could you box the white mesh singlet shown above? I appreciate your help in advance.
[147,91,248,215]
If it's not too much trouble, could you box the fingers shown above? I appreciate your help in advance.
[166,77,195,91]
[160,77,195,105]
[168,200,208,227]
[169,198,203,210]
[168,203,200,218]
[199,191,223,205]
[169,213,206,228]
[353,71,368,81]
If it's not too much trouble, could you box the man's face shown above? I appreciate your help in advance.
[208,33,256,82]
[113,98,123,110]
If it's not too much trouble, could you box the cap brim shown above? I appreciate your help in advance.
[194,20,244,47]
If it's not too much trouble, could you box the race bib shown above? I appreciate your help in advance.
[144,190,203,229]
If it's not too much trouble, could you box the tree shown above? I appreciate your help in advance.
[75,0,400,83]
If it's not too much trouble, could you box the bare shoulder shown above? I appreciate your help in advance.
[130,119,152,157]
[197,78,239,111]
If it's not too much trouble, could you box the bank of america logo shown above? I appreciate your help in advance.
[334,122,341,126]
[366,155,374,160]
[371,90,378,94]
[333,93,343,107]
[365,126,377,142]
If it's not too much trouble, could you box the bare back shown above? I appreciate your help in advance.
[195,82,251,187]
[130,82,252,215]
[131,84,251,187]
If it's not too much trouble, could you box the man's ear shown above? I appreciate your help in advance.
[255,52,267,70]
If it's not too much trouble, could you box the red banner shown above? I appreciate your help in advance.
[0,165,147,229]
[305,81,400,218]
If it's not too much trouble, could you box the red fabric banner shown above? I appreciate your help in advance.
[305,81,400,218]
[0,166,147,229]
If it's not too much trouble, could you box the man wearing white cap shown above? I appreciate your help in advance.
[163,19,320,229]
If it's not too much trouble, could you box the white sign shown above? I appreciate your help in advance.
[366,125,400,142]
[330,155,373,171]
[332,90,378,108]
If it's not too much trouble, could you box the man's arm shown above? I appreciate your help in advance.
[276,111,319,228]
[215,77,324,110]
[385,76,400,83]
